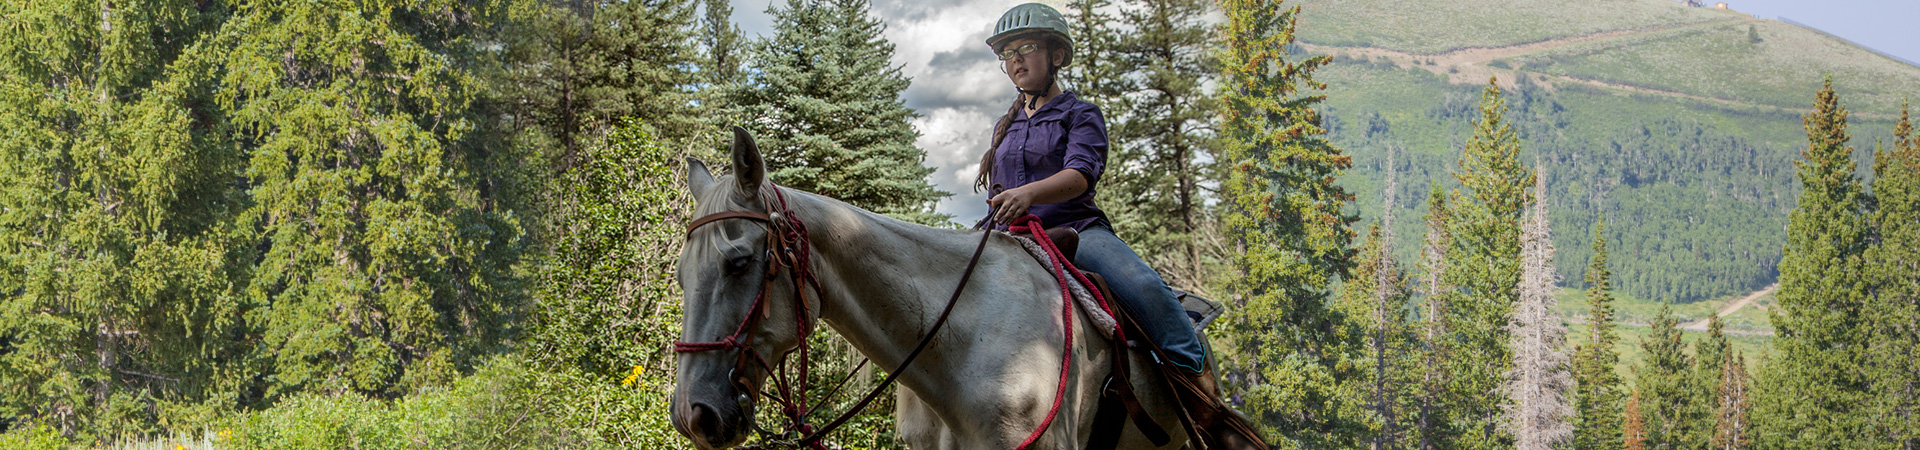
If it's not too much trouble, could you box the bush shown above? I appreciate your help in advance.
[219,356,682,449]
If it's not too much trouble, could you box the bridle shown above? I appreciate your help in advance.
[675,182,1089,450]
[675,184,829,449]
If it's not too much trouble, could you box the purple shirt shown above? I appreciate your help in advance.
[990,91,1111,231]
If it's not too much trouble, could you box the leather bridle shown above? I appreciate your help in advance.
[674,184,1000,450]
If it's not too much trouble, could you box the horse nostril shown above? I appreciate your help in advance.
[691,402,725,440]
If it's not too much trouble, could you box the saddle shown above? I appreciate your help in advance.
[1013,226,1268,450]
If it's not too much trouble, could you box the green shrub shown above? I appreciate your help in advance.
[0,425,71,450]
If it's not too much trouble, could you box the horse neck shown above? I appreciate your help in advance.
[782,190,985,371]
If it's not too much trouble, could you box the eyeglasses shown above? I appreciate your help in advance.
[997,43,1043,61]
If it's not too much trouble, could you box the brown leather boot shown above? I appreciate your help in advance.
[1164,365,1270,450]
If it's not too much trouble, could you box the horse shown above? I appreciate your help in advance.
[668,127,1190,449]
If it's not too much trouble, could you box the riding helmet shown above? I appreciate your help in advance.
[987,3,1074,67]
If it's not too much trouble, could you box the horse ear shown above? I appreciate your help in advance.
[730,125,765,198]
[686,156,715,194]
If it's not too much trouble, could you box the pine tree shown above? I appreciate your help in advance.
[1335,158,1415,448]
[1753,76,1875,449]
[1505,168,1572,450]
[1693,315,1733,447]
[1866,102,1920,448]
[1108,0,1220,280]
[219,0,529,400]
[1711,351,1754,450]
[1634,305,1703,450]
[1570,218,1626,450]
[1438,77,1535,449]
[733,0,947,225]
[1216,0,1363,445]
[0,0,245,437]
[699,0,744,87]
[504,0,702,171]
[1064,0,1128,109]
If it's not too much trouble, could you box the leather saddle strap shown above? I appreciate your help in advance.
[1085,273,1171,447]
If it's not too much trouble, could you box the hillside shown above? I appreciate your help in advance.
[1291,0,1916,308]
[1296,0,1732,54]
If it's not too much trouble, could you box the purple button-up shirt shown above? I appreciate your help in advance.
[990,91,1111,231]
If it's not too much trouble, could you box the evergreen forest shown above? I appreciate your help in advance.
[1,0,1917,448]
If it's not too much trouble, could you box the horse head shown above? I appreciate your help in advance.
[671,126,823,449]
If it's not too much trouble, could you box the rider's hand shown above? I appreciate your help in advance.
[986,186,1037,226]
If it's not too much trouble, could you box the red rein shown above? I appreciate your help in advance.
[676,188,1120,449]
[1008,215,1123,449]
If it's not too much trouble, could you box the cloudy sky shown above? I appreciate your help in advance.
[723,0,1920,224]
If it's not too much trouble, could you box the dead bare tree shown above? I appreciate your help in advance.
[1503,164,1573,449]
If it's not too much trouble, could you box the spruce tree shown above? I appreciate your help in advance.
[1505,170,1572,450]
[1216,0,1363,445]
[1753,77,1875,449]
[1438,78,1534,449]
[1570,218,1626,450]
[1634,305,1703,450]
[1866,102,1919,448]
[733,0,947,225]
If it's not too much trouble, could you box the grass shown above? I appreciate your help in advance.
[1293,0,1735,54]
[1554,286,1776,378]
[1500,19,1920,116]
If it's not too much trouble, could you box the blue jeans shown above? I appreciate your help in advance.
[1072,225,1206,373]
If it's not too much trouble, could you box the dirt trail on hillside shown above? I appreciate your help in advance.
[1681,284,1778,332]
[1300,18,1764,98]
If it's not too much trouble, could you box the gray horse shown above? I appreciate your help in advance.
[670,128,1189,449]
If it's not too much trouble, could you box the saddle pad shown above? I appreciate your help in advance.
[1010,234,1118,340]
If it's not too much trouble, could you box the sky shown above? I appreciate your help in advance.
[723,0,1920,224]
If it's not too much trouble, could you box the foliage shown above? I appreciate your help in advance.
[0,0,244,439]
[728,0,948,226]
[1569,219,1626,450]
[1752,77,1876,449]
[0,0,530,440]
[1215,0,1364,447]
[219,0,528,401]
[525,121,700,385]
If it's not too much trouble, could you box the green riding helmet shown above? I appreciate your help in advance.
[987,3,1074,67]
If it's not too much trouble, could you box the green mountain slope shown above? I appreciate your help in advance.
[1291,0,1916,308]
[1297,0,1731,54]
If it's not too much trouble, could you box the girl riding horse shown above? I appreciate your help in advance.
[978,4,1265,449]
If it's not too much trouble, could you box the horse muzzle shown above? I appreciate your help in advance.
[671,370,758,449]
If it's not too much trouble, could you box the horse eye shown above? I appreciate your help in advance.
[724,255,753,275]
